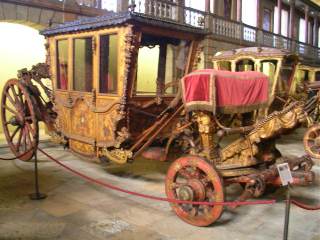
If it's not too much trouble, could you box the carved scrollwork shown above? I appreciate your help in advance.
[101,148,133,164]
[115,127,130,148]
[121,25,140,111]
[54,95,120,113]
[220,101,306,168]
[48,131,68,145]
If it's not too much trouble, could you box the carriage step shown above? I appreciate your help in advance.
[141,147,166,161]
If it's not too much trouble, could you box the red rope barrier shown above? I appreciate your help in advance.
[2,146,318,210]
[291,199,320,211]
[0,147,34,161]
[38,148,275,207]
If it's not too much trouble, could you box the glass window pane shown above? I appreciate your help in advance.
[281,9,288,37]
[261,61,276,91]
[56,40,68,90]
[73,37,93,92]
[273,7,288,36]
[185,0,205,11]
[263,8,272,31]
[316,71,320,81]
[242,0,257,27]
[135,35,189,96]
[218,61,231,70]
[102,0,117,11]
[100,34,118,94]
[136,46,159,95]
[299,18,306,43]
[210,0,215,13]
[236,59,254,71]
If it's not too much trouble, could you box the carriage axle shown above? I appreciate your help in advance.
[226,155,315,203]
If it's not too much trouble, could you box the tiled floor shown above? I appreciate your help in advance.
[0,128,319,240]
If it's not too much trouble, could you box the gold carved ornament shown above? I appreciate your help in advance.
[220,102,306,167]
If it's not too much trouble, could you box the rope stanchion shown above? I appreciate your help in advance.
[38,148,275,207]
[29,146,47,200]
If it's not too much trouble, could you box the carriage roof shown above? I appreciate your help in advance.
[211,47,299,62]
[41,11,208,37]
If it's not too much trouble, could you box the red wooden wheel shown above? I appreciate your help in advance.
[1,79,38,161]
[165,156,224,226]
[304,124,320,159]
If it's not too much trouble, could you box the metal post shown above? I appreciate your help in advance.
[29,148,47,200]
[283,184,291,240]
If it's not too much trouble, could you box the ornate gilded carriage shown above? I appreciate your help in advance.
[41,11,206,161]
[211,47,320,104]
[1,12,317,227]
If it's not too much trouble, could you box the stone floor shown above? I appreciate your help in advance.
[0,128,319,240]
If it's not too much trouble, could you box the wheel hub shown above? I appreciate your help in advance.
[178,185,194,201]
[177,179,206,202]
[314,136,320,146]
[9,116,23,126]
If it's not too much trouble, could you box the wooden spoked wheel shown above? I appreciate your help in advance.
[165,156,224,226]
[1,79,38,161]
[304,124,320,159]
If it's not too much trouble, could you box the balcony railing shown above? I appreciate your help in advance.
[210,14,320,61]
[130,0,320,62]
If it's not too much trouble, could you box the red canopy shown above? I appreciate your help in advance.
[181,69,269,114]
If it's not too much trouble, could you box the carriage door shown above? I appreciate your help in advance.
[68,36,96,156]
[94,33,120,149]
[68,33,120,156]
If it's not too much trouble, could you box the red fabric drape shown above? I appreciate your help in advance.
[181,69,269,114]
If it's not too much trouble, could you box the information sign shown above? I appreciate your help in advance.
[277,163,293,186]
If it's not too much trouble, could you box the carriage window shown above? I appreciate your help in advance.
[296,70,309,83]
[316,71,320,81]
[135,34,189,96]
[261,61,276,89]
[100,34,118,94]
[236,59,254,71]
[218,61,231,70]
[279,67,292,93]
[56,40,68,90]
[73,37,93,92]
[136,46,159,95]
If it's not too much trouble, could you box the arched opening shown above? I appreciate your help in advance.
[236,59,255,71]
[217,61,231,71]
[0,22,46,135]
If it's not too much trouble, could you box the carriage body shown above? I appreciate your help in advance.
[211,47,320,102]
[40,11,207,161]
